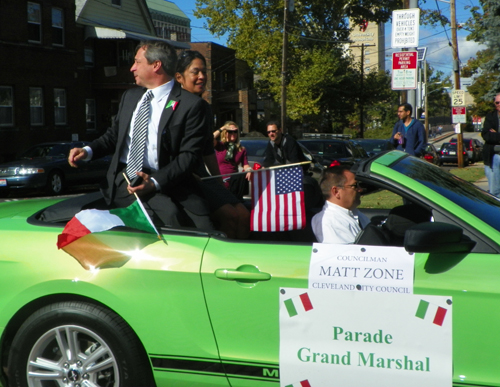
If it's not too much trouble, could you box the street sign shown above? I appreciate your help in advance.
[417,47,427,61]
[452,106,466,124]
[391,51,417,90]
[391,9,420,48]
[452,89,465,106]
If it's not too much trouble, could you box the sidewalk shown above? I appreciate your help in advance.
[475,176,489,192]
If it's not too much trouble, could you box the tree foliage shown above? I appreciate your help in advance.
[194,0,402,132]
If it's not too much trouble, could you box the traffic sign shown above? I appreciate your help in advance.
[391,51,417,90]
[452,106,466,124]
[391,9,420,48]
[452,89,465,106]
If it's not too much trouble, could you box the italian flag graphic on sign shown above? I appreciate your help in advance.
[284,293,313,317]
[415,299,447,326]
[285,380,311,387]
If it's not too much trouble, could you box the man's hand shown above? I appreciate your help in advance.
[393,132,402,141]
[68,148,88,167]
[127,171,156,197]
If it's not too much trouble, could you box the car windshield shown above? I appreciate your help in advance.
[355,141,383,153]
[391,157,500,230]
[20,144,69,159]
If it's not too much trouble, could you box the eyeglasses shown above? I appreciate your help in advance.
[495,101,500,105]
[267,130,278,134]
[226,130,238,134]
[339,182,362,190]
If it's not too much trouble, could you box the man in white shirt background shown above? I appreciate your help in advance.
[312,165,370,244]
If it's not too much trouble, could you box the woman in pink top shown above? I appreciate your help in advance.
[214,122,252,199]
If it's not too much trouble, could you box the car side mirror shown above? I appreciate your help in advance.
[404,222,476,254]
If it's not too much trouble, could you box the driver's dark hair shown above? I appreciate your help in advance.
[319,165,350,199]
[398,103,413,116]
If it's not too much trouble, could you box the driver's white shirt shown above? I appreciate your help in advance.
[312,201,370,244]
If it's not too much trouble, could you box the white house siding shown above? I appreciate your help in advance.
[76,0,154,35]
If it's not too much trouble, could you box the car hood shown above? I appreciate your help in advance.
[0,198,63,221]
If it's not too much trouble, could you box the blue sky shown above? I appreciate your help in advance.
[177,0,485,76]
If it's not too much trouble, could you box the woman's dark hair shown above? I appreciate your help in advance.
[176,50,206,74]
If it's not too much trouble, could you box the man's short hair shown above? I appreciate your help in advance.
[137,40,177,77]
[319,165,350,199]
[398,103,413,116]
[266,120,281,130]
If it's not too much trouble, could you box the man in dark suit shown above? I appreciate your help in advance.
[482,93,500,197]
[68,40,211,228]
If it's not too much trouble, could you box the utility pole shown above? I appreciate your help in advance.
[351,43,375,138]
[450,0,464,167]
[424,60,429,138]
[281,0,290,134]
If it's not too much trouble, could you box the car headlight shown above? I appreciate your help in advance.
[0,167,45,176]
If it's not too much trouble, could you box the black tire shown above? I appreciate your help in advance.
[7,301,155,387]
[46,170,64,195]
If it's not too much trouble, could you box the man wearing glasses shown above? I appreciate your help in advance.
[312,165,370,244]
[482,93,500,197]
[263,121,306,167]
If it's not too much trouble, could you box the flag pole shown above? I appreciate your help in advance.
[123,173,162,239]
[199,161,311,180]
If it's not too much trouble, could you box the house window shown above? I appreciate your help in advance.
[30,87,44,125]
[0,87,14,126]
[112,0,121,6]
[86,99,96,130]
[54,89,66,125]
[52,8,64,46]
[84,48,94,66]
[28,2,41,43]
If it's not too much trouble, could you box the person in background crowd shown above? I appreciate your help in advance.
[263,121,305,167]
[175,50,250,238]
[481,93,500,197]
[312,165,370,244]
[391,103,426,157]
[68,41,211,229]
[213,121,252,200]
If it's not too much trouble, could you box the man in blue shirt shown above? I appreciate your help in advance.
[391,103,426,157]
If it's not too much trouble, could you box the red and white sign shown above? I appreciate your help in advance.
[452,107,466,124]
[391,51,417,90]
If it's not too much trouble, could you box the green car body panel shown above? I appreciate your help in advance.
[0,151,500,386]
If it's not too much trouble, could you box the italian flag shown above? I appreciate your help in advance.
[57,200,160,270]
[284,293,313,317]
[285,380,311,387]
[415,299,447,326]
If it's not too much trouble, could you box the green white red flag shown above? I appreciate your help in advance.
[284,293,313,317]
[57,200,160,270]
[415,299,447,326]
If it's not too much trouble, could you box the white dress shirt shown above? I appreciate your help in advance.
[312,201,370,244]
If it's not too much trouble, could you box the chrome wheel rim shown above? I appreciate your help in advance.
[27,325,119,387]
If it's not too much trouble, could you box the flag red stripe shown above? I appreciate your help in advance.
[266,170,272,231]
[301,380,311,387]
[300,293,313,311]
[433,306,447,326]
[57,216,91,249]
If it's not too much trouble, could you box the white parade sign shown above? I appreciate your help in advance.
[308,243,414,294]
[391,9,420,48]
[452,106,466,124]
[392,51,417,90]
[279,289,452,387]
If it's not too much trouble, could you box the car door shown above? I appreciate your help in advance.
[201,238,312,386]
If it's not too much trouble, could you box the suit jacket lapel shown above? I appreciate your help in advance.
[158,82,182,142]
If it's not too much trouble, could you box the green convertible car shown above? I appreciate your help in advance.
[0,150,499,387]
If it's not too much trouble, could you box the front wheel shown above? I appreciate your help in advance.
[7,301,155,387]
[46,170,64,195]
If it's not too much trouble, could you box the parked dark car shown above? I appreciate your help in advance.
[297,134,369,167]
[439,142,469,166]
[423,143,442,165]
[450,138,483,163]
[0,141,110,196]
[352,138,395,157]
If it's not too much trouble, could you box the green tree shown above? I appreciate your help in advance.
[195,0,401,131]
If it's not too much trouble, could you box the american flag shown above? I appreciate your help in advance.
[251,165,305,232]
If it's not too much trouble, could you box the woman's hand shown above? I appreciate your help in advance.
[244,165,252,181]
